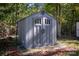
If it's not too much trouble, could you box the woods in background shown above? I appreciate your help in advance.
[0,3,79,38]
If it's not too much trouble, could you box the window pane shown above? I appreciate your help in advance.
[34,18,41,24]
[45,19,50,24]
[48,20,50,24]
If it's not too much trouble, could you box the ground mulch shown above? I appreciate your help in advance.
[1,46,78,56]
[22,47,78,56]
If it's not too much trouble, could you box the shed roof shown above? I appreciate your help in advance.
[16,11,57,24]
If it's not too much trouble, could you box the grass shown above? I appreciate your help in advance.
[21,38,79,56]
[58,38,79,49]
[57,38,79,56]
[0,37,79,56]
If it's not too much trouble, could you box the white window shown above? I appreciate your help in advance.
[34,17,50,25]
[34,18,41,24]
[43,17,50,24]
[45,19,50,24]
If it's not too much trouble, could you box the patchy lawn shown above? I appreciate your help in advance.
[0,37,79,56]
[20,38,79,56]
[58,38,79,49]
[57,38,79,56]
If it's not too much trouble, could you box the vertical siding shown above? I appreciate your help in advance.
[23,19,29,48]
[17,21,26,48]
[23,17,34,48]
[54,20,57,44]
[51,19,57,45]
[27,17,33,48]
[76,22,79,37]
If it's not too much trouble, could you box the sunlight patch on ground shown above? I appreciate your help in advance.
[57,39,79,50]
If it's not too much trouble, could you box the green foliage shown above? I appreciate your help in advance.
[45,3,79,36]
[1,3,79,36]
[0,3,38,25]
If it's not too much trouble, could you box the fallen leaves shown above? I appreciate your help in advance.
[22,47,78,56]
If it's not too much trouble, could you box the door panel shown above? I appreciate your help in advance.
[33,17,51,47]
[33,25,51,47]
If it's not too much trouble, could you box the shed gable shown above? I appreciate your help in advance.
[17,11,56,24]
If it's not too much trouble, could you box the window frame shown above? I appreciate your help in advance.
[45,18,50,24]
[34,18,41,24]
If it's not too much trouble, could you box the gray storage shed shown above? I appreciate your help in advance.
[17,11,58,49]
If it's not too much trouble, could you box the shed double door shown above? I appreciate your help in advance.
[33,19,51,47]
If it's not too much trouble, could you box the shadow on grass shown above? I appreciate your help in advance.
[66,50,79,56]
[58,37,79,44]
[0,37,18,55]
[65,42,79,45]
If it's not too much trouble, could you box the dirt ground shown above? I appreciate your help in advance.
[0,38,79,56]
